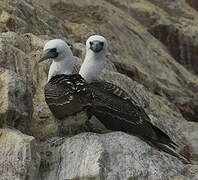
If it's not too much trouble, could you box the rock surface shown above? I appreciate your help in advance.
[0,128,40,180]
[0,0,197,179]
[0,68,32,133]
[38,132,195,180]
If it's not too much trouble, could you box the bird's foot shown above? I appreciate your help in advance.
[56,124,63,137]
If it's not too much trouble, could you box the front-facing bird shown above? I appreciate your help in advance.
[79,35,107,83]
[79,35,188,162]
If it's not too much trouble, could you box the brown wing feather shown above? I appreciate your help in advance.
[88,81,151,129]
[44,74,91,119]
[87,81,176,148]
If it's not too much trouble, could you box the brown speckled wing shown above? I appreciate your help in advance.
[87,81,176,149]
[44,74,91,119]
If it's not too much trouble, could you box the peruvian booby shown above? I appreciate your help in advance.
[39,38,186,162]
[39,39,90,135]
[79,35,184,159]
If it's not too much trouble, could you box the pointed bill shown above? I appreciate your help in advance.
[39,49,58,63]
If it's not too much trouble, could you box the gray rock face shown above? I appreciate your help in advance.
[38,132,194,180]
[0,128,40,180]
[0,68,32,133]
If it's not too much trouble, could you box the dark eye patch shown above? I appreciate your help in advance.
[100,42,104,47]
[48,48,58,58]
[50,48,57,52]
[89,41,93,46]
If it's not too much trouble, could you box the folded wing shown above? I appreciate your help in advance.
[87,81,177,149]
[44,74,91,119]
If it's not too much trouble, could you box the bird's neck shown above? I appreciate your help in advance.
[48,56,74,82]
[79,51,105,83]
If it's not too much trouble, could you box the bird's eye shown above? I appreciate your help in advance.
[100,42,104,47]
[89,41,93,46]
[50,48,57,52]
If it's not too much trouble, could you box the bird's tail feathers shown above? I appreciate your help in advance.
[143,138,190,164]
[157,136,178,150]
[150,124,178,149]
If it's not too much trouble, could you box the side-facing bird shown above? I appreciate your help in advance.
[79,35,187,161]
[39,39,91,135]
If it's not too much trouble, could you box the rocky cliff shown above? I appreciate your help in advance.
[0,0,198,179]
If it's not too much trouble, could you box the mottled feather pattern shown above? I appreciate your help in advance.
[90,81,139,105]
[44,74,90,119]
[87,80,177,150]
[45,74,176,151]
[88,82,169,140]
[88,81,148,125]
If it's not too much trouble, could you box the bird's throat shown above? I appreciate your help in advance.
[48,58,74,81]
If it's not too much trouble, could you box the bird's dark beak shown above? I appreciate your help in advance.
[90,40,104,53]
[39,49,58,63]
